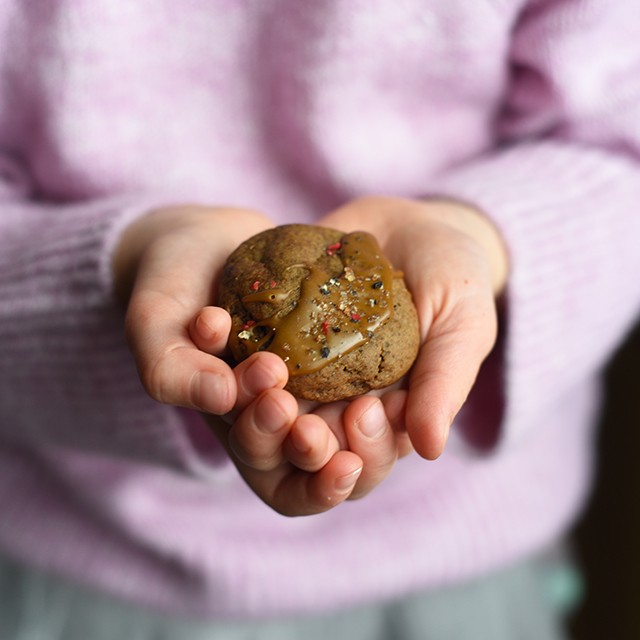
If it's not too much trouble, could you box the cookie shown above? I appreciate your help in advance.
[218,224,420,402]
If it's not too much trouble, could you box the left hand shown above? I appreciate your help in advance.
[316,195,509,460]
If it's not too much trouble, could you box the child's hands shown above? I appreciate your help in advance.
[318,196,509,460]
[114,198,507,517]
[114,205,401,516]
[191,307,409,515]
[187,196,507,516]
[196,347,403,515]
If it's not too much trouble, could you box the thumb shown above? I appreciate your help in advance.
[405,299,498,459]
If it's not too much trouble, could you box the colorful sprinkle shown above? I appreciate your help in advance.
[251,281,260,291]
[321,347,331,358]
[325,242,342,256]
[350,312,362,322]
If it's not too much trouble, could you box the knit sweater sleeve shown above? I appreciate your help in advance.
[0,156,186,463]
[432,0,640,451]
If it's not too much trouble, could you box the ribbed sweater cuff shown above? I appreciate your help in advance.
[0,195,164,309]
[0,195,186,460]
[429,141,640,451]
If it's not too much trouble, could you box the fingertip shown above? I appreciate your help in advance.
[235,351,289,404]
[288,414,321,455]
[226,388,297,471]
[190,306,232,354]
[284,414,340,472]
[355,397,388,439]
[270,450,364,517]
[334,466,363,495]
[191,368,236,415]
[253,387,298,434]
[407,408,451,460]
[308,450,364,508]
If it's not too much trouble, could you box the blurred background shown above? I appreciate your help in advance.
[570,318,640,639]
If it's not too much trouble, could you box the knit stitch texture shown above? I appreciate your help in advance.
[1,0,639,619]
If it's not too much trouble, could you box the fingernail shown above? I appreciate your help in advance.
[357,401,387,439]
[195,313,214,341]
[335,467,363,493]
[255,394,289,434]
[290,429,311,454]
[244,356,280,395]
[195,371,229,411]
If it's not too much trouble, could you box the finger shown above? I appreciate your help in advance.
[232,351,290,416]
[381,390,414,458]
[227,388,298,471]
[283,413,342,472]
[343,396,398,500]
[406,305,498,460]
[126,289,237,414]
[222,351,293,432]
[266,451,364,517]
[125,228,240,413]
[310,401,350,450]
[189,306,233,355]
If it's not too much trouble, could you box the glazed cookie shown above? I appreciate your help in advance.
[218,224,420,402]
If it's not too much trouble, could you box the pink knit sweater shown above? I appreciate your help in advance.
[1,0,640,619]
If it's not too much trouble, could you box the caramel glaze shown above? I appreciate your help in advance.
[232,232,395,376]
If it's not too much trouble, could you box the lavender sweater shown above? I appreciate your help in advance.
[1,0,640,620]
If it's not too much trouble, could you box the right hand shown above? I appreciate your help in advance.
[113,204,273,417]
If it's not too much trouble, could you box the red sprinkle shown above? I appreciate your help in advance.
[270,280,277,288]
[251,281,260,291]
[242,320,256,330]
[321,320,330,335]
[350,312,362,322]
[325,242,342,256]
